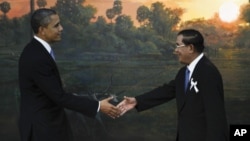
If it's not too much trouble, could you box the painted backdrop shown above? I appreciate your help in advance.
[0,0,250,141]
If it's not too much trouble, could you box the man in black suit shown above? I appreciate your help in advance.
[117,29,229,141]
[18,8,120,141]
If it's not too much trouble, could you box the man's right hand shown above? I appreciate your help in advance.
[116,96,137,116]
[100,97,121,119]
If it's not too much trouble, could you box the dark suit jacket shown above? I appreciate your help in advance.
[135,56,229,141]
[18,38,99,141]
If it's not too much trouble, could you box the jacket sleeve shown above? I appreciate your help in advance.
[135,80,176,112]
[31,56,98,118]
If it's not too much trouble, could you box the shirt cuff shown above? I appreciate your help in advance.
[97,101,100,112]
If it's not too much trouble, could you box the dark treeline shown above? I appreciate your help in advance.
[0,0,250,58]
[1,1,250,141]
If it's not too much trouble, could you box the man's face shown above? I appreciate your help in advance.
[40,14,63,43]
[174,35,192,65]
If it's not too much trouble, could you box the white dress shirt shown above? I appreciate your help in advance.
[187,53,204,80]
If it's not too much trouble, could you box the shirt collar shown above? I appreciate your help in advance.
[34,36,52,54]
[187,53,204,78]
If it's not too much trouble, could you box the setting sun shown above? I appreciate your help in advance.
[219,1,240,23]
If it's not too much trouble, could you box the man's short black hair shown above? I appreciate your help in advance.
[178,29,205,53]
[31,8,57,34]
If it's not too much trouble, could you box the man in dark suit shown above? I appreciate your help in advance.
[117,29,229,141]
[18,8,120,141]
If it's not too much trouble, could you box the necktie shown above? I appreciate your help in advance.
[184,67,190,93]
[50,49,55,60]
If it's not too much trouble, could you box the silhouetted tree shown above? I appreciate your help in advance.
[115,15,133,38]
[0,1,11,48]
[37,0,47,8]
[234,3,250,48]
[0,1,11,19]
[54,0,96,26]
[240,4,250,23]
[94,16,109,34]
[113,0,122,15]
[106,8,115,23]
[149,2,180,39]
[236,26,250,48]
[136,5,150,26]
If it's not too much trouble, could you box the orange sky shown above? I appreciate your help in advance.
[0,0,248,22]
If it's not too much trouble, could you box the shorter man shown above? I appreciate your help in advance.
[118,29,229,141]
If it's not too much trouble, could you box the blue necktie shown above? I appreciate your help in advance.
[185,68,190,93]
[50,49,55,60]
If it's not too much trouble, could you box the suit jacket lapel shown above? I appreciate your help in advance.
[176,67,188,112]
[33,38,62,86]
[177,56,207,113]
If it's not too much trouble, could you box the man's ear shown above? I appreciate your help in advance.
[189,44,195,53]
[38,26,45,35]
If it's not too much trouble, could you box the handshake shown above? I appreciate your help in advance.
[100,96,136,119]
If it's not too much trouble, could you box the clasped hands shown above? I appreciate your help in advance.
[100,96,136,119]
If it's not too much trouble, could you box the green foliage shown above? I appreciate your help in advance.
[113,0,122,15]
[136,5,150,25]
[54,0,96,26]
[148,2,181,39]
[115,15,134,38]
[0,14,30,49]
[0,0,183,58]
[105,0,122,23]
[240,4,250,23]
[234,27,250,48]
[106,8,115,23]
[82,22,118,53]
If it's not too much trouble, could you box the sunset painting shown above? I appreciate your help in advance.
[0,0,250,141]
[1,0,248,22]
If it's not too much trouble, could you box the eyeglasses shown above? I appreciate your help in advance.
[176,44,186,48]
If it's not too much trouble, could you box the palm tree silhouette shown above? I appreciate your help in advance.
[37,0,47,8]
[0,1,11,19]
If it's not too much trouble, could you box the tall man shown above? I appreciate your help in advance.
[18,8,120,141]
[118,29,229,141]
